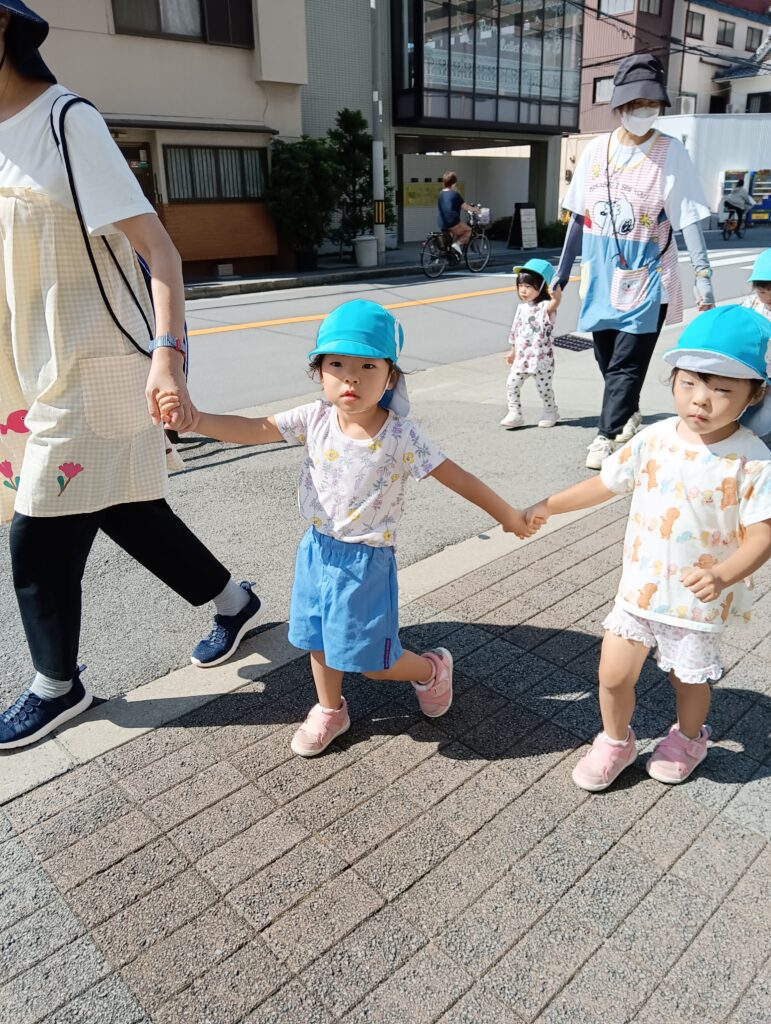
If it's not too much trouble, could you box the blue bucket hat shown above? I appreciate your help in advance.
[1,2,56,83]
[513,258,555,287]
[308,299,410,416]
[663,305,771,436]
[748,249,771,283]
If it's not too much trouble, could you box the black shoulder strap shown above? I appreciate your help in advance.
[51,94,152,358]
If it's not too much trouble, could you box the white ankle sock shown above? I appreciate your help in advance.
[30,672,73,700]
[601,730,630,746]
[214,579,250,617]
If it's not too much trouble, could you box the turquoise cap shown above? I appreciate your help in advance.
[512,258,555,286]
[748,248,771,283]
[308,299,403,363]
[663,305,771,436]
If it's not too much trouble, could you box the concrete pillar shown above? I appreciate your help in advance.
[528,135,563,227]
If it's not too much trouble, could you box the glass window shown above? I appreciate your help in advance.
[165,146,267,201]
[599,0,633,15]
[113,0,253,46]
[541,0,564,104]
[593,76,613,104]
[498,1,522,113]
[396,0,416,89]
[450,1,475,115]
[475,0,499,110]
[747,92,771,113]
[639,0,661,14]
[685,10,704,38]
[423,0,450,95]
[746,26,763,52]
[202,0,254,47]
[520,0,543,100]
[716,19,735,46]
[561,1,581,106]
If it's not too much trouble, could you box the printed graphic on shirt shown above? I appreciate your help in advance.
[508,302,556,375]
[274,401,446,547]
[600,417,771,632]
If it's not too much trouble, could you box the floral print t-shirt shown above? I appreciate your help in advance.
[742,293,771,322]
[509,302,556,374]
[601,417,771,633]
[274,401,446,547]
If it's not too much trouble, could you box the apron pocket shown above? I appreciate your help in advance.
[610,266,649,311]
[80,355,152,440]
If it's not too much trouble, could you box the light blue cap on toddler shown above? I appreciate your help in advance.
[748,249,771,282]
[663,304,771,436]
[512,258,555,286]
[308,299,410,416]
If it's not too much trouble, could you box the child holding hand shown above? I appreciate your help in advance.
[501,259,562,430]
[526,305,771,791]
[159,299,538,757]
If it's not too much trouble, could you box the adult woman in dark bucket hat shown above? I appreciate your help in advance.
[555,53,715,469]
[0,3,265,750]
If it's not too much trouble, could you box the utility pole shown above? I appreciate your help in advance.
[371,0,386,264]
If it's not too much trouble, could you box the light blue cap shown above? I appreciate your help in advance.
[308,299,404,363]
[748,248,771,283]
[663,304,771,436]
[513,258,556,286]
[308,299,410,416]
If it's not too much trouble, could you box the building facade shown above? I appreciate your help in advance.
[37,0,307,278]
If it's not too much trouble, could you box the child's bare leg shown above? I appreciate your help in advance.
[309,650,344,709]
[363,650,432,683]
[598,631,650,740]
[670,672,711,738]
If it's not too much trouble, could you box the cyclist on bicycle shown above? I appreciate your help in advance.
[438,171,480,257]
[724,177,755,222]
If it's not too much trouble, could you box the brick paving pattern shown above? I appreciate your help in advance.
[1,499,769,1023]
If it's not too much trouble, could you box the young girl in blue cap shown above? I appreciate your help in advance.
[525,305,771,791]
[744,249,771,323]
[158,299,537,757]
[500,259,562,430]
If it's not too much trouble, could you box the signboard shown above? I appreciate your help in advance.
[507,202,538,249]
[403,181,465,208]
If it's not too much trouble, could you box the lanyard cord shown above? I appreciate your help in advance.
[605,132,627,269]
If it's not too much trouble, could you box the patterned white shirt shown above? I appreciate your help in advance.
[274,401,446,547]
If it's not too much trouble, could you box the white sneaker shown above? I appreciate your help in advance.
[538,409,559,428]
[616,411,643,444]
[500,410,524,429]
[585,435,615,470]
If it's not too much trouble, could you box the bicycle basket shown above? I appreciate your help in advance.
[477,207,491,225]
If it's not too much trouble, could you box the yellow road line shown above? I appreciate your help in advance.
[188,276,581,337]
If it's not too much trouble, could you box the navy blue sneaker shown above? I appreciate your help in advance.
[191,582,264,668]
[0,670,93,750]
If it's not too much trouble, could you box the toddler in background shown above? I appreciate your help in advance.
[743,248,771,322]
[501,259,562,430]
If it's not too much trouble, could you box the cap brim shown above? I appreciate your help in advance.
[663,347,765,380]
[609,81,670,111]
[308,340,397,361]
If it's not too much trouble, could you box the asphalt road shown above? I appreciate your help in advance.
[1,233,768,705]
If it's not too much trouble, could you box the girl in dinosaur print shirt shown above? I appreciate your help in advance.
[526,306,771,792]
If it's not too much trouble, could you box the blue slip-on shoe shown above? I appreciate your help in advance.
[191,581,265,668]
[0,670,93,751]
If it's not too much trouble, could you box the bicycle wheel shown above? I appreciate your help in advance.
[722,225,732,242]
[465,233,491,272]
[421,236,447,278]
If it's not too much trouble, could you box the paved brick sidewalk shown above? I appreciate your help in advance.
[1,499,770,1023]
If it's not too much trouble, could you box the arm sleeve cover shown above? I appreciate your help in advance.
[555,214,583,289]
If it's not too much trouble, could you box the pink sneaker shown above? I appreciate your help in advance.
[290,698,350,757]
[646,725,710,784]
[412,648,453,718]
[571,729,637,792]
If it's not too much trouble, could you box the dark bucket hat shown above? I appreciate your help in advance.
[609,52,670,111]
[1,1,56,83]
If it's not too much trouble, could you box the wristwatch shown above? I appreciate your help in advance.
[148,332,187,358]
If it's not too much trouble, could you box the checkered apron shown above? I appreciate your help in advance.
[0,188,167,524]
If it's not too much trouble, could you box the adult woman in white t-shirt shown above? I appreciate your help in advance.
[0,2,264,750]
[555,53,715,471]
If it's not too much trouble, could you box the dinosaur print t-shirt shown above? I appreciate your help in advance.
[601,417,771,632]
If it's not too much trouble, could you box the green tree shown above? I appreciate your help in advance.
[264,136,339,251]
[326,108,395,254]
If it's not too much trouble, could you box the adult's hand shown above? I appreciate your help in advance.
[146,349,194,430]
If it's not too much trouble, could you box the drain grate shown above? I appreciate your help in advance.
[553,334,594,352]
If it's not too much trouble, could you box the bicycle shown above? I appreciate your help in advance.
[420,206,491,278]
[722,206,746,241]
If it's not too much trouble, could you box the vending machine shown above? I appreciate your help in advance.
[748,169,771,223]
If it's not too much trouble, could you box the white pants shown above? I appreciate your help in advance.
[506,363,557,413]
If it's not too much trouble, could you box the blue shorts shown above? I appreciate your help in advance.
[288,527,404,673]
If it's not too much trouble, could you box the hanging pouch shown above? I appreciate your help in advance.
[610,265,649,311]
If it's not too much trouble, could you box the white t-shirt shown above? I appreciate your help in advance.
[563,130,711,231]
[743,293,771,322]
[274,401,446,547]
[601,418,771,633]
[0,84,154,235]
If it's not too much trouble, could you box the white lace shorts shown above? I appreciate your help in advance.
[603,603,723,685]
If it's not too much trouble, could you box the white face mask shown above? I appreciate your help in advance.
[620,106,660,137]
